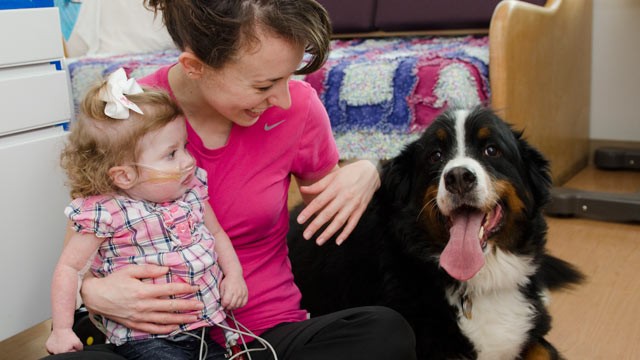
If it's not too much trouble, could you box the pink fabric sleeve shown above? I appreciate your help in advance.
[65,197,115,238]
[290,86,339,181]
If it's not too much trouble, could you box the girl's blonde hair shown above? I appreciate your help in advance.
[61,78,182,198]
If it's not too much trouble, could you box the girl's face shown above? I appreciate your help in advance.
[126,116,196,203]
[197,29,306,127]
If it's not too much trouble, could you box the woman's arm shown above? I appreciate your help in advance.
[66,217,203,334]
[295,159,380,245]
[81,266,203,334]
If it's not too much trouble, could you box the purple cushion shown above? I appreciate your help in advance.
[375,0,503,31]
[375,0,548,31]
[316,0,549,34]
[315,0,377,33]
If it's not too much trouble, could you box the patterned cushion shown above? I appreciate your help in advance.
[67,35,489,160]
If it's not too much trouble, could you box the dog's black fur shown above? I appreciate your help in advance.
[288,107,583,359]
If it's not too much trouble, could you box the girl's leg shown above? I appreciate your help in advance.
[41,329,226,360]
[241,306,416,360]
[115,329,226,360]
[115,338,193,360]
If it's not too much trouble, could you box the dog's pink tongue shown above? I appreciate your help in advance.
[440,210,485,281]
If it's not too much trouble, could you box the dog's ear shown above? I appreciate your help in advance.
[517,132,552,207]
[379,141,420,205]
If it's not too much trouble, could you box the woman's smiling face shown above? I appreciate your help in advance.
[196,28,306,127]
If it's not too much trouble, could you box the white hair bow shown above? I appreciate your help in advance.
[99,68,144,119]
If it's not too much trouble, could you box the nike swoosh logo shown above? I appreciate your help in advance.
[264,119,286,131]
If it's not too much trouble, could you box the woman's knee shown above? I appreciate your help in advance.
[360,306,416,359]
[365,306,414,336]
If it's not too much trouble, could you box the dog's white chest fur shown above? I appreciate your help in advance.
[446,248,538,360]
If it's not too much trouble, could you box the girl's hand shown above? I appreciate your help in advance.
[297,160,380,245]
[219,274,248,310]
[81,264,204,334]
[45,328,83,354]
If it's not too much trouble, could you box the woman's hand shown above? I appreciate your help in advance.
[296,160,380,245]
[81,264,204,334]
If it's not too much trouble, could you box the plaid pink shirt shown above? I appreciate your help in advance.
[65,167,226,345]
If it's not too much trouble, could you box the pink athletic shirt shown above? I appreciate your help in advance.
[140,65,339,344]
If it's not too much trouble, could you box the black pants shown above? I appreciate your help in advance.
[41,306,416,360]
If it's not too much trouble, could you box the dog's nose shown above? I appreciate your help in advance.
[445,166,477,195]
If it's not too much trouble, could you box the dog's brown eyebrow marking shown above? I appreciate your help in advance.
[436,128,447,141]
[477,127,491,139]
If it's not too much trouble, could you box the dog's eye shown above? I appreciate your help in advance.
[429,151,442,164]
[484,145,501,157]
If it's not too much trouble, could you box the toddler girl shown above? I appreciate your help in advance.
[45,68,247,359]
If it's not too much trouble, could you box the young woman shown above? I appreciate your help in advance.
[46,1,416,359]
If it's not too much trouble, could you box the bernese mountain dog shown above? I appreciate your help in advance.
[287,107,584,360]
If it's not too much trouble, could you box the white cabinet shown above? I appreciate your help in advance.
[0,7,71,341]
[0,65,72,135]
[0,7,64,67]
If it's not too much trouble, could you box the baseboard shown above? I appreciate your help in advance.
[589,139,640,165]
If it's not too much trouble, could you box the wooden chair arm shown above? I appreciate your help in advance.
[489,0,593,184]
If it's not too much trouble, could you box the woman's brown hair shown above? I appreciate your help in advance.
[144,0,332,74]
[61,79,182,199]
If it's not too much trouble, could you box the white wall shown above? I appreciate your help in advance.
[590,0,640,142]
